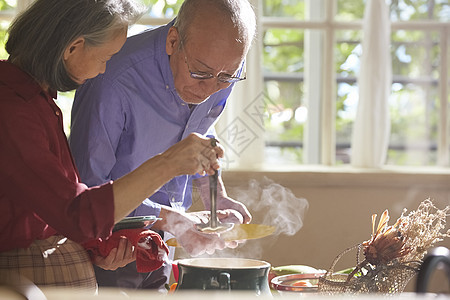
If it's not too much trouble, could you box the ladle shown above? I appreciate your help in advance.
[196,139,234,233]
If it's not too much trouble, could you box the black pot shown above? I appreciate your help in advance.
[176,258,271,295]
[416,246,450,293]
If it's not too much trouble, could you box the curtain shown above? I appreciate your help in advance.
[215,0,265,171]
[351,0,392,168]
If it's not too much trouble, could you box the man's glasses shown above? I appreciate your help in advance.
[181,42,246,84]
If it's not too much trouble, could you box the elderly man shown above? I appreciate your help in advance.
[69,0,256,291]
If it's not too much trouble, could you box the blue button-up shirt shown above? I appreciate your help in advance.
[69,20,232,218]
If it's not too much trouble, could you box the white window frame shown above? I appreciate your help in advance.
[262,0,449,167]
[4,0,449,170]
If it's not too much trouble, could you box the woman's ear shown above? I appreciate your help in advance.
[166,26,179,56]
[63,37,85,61]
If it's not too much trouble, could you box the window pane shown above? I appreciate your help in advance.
[263,29,304,72]
[0,22,9,59]
[262,0,306,20]
[338,0,449,22]
[263,81,305,165]
[335,29,442,166]
[262,28,305,165]
[335,30,362,164]
[388,84,439,165]
[392,30,440,78]
[0,0,15,11]
[336,0,365,21]
[55,91,75,137]
[142,0,181,18]
[390,0,450,22]
[0,0,16,60]
[388,30,441,165]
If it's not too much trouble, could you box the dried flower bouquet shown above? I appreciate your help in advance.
[318,199,450,294]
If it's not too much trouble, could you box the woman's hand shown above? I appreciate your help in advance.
[93,237,136,270]
[113,133,224,222]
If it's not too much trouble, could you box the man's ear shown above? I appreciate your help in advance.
[166,26,179,56]
[63,37,85,61]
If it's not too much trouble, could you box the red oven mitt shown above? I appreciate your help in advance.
[83,229,169,273]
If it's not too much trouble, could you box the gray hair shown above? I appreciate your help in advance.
[174,0,256,50]
[6,0,145,92]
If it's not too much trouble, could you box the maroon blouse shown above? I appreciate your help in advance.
[0,60,115,252]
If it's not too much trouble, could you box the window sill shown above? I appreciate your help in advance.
[222,165,450,189]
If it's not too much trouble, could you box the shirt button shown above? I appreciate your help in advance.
[165,85,169,89]
[55,111,60,116]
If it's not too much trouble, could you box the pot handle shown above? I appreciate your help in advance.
[218,272,231,290]
[415,246,450,293]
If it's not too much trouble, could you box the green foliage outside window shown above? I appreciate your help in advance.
[0,0,14,60]
[0,0,13,10]
[0,0,447,165]
[262,1,448,165]
[0,23,9,59]
[262,27,305,162]
[262,0,305,19]
[142,0,181,18]
[337,0,449,21]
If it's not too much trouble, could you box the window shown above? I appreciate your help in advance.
[1,0,449,169]
[261,0,450,167]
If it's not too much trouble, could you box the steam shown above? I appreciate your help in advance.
[175,177,309,260]
[233,177,309,236]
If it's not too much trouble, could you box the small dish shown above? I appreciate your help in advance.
[112,216,160,232]
[270,272,326,293]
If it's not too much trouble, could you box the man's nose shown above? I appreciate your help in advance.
[199,78,230,96]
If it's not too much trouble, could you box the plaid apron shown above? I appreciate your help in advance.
[0,235,97,292]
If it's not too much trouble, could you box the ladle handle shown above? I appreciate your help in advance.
[209,170,218,228]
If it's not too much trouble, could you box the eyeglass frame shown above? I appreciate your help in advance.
[179,40,247,84]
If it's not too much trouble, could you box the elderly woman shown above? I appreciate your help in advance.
[0,0,223,291]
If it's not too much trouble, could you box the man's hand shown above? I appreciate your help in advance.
[154,207,241,256]
[194,176,252,224]
[186,209,242,224]
[217,208,244,224]
[176,227,226,256]
[215,196,251,224]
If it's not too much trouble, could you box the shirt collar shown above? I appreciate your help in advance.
[0,60,56,101]
[156,19,177,93]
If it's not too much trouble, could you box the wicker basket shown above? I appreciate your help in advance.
[318,245,420,295]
